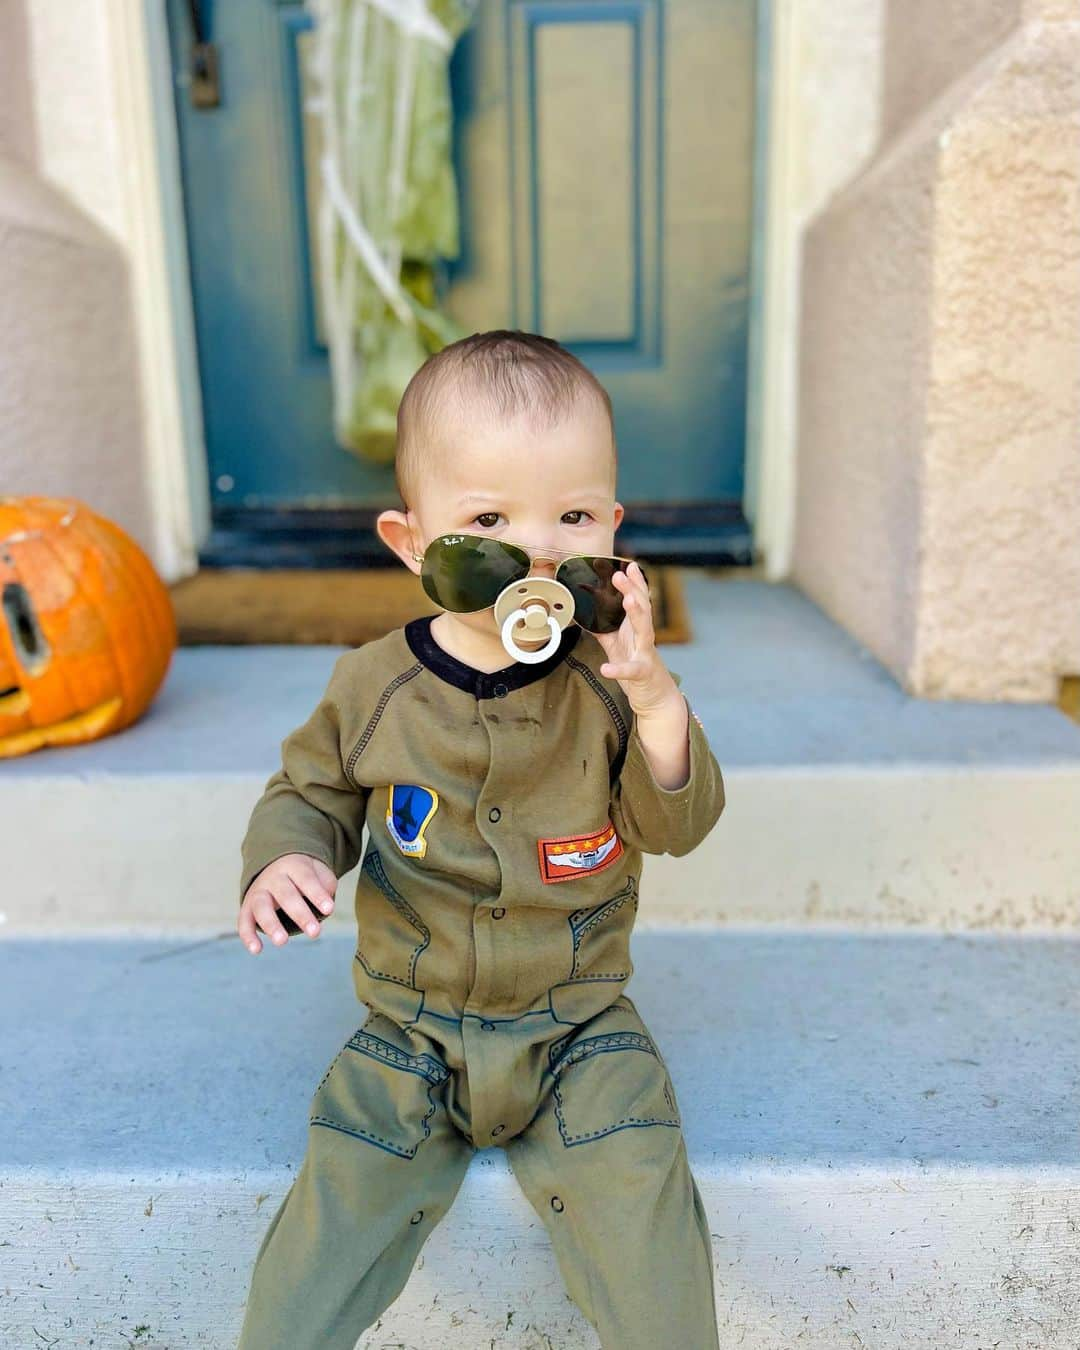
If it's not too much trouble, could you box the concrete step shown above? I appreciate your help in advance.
[3,928,1080,1348]
[2,577,1078,934]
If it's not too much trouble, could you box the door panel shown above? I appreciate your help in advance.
[166,0,757,559]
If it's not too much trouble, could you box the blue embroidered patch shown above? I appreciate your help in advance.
[386,785,439,859]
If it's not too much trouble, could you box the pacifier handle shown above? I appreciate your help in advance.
[501,606,562,663]
[494,575,574,664]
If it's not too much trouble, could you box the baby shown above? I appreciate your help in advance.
[234,330,726,1349]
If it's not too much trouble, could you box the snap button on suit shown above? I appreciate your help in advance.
[235,613,726,1349]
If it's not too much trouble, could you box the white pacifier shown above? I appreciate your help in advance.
[492,576,576,664]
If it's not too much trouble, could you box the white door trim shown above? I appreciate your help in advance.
[745,0,799,580]
[103,0,210,583]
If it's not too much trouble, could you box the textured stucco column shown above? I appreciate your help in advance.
[0,0,155,558]
[792,0,1080,700]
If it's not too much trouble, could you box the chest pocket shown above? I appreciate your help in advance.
[566,874,638,982]
[354,849,429,1014]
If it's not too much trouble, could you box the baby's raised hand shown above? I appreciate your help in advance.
[596,560,680,716]
[238,854,337,955]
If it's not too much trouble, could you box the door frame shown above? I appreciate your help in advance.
[111,0,799,582]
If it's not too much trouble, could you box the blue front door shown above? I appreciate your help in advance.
[167,0,758,562]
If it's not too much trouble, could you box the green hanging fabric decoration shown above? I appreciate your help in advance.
[306,0,478,464]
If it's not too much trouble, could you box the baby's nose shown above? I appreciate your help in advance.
[527,552,559,578]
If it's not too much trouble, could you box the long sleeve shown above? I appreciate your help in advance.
[609,676,725,858]
[239,653,369,931]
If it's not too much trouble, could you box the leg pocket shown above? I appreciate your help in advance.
[310,1011,451,1160]
[548,1002,681,1147]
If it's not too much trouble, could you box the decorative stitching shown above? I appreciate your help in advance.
[309,1116,432,1158]
[569,876,636,938]
[570,896,634,940]
[344,663,424,788]
[354,948,422,990]
[309,1026,450,1158]
[343,1028,450,1086]
[566,876,637,978]
[314,1047,347,1095]
[549,1029,575,1062]
[357,849,429,984]
[552,1029,656,1070]
[554,1112,681,1146]
[547,976,628,1026]
[565,654,629,782]
[548,1033,681,1144]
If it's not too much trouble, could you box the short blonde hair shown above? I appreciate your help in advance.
[394,329,616,508]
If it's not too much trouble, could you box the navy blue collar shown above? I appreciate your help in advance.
[404,613,581,699]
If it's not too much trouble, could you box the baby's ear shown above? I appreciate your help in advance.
[375,510,420,573]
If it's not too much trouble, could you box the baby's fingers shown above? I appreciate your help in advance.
[238,898,265,955]
[271,874,326,940]
[249,889,292,949]
[288,858,336,916]
[305,856,338,895]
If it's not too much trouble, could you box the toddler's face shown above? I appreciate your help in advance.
[406,399,623,648]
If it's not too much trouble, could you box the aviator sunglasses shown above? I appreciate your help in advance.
[411,533,645,636]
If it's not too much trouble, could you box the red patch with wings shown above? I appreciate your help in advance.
[537,819,624,884]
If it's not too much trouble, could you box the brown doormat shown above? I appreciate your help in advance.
[169,566,691,647]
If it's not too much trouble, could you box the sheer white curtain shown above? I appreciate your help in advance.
[304,0,478,462]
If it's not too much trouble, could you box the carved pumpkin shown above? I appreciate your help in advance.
[0,496,177,757]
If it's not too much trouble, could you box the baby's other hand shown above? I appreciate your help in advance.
[238,854,337,955]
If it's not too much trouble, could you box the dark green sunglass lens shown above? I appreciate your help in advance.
[558,556,632,634]
[420,535,530,613]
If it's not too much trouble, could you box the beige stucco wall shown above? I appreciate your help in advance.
[880,0,1025,142]
[794,0,886,222]
[0,0,155,558]
[21,0,130,244]
[793,0,1080,700]
[0,0,35,167]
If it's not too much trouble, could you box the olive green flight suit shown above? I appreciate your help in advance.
[235,613,726,1350]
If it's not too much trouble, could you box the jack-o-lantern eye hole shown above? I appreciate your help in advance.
[2,581,50,673]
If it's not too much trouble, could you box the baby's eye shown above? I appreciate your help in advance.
[470,510,593,528]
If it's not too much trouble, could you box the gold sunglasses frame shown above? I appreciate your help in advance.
[409,533,640,571]
[409,533,644,633]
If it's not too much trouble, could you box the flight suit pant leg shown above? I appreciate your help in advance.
[502,994,720,1350]
[236,1009,475,1350]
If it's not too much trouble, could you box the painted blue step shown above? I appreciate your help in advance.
[3,928,1079,1347]
[3,578,1079,936]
